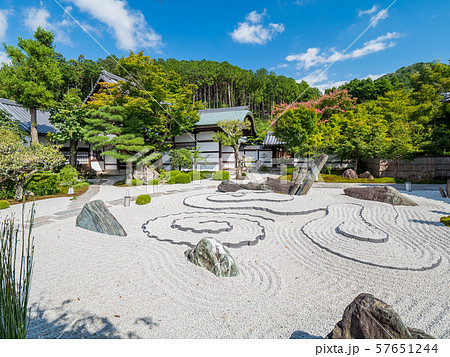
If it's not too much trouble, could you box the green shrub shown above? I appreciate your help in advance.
[166,170,182,178]
[73,182,90,189]
[136,194,151,205]
[260,165,268,173]
[0,180,15,200]
[201,171,213,179]
[242,172,247,177]
[25,173,60,196]
[212,170,230,181]
[58,165,79,186]
[282,166,295,175]
[167,176,177,184]
[175,173,192,184]
[189,171,206,180]
[148,179,159,185]
[158,169,166,179]
[441,216,450,227]
[0,200,10,209]
[132,179,143,186]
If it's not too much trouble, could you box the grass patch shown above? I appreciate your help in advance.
[113,179,143,187]
[320,174,397,183]
[6,183,90,206]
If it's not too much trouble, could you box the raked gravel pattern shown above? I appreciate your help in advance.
[14,185,450,339]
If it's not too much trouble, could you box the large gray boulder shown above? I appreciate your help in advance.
[185,238,238,277]
[326,293,434,339]
[76,200,127,236]
[218,178,293,195]
[344,186,417,206]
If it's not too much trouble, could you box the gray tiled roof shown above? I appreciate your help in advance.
[263,132,285,146]
[197,106,252,126]
[83,69,126,103]
[0,98,55,134]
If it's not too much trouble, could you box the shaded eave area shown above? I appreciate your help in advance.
[0,97,55,135]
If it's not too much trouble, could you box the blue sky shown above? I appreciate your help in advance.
[0,0,448,91]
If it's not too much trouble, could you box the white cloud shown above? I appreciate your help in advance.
[286,32,404,70]
[314,80,348,93]
[0,9,10,41]
[246,9,266,23]
[230,10,284,45]
[298,69,328,85]
[358,5,377,17]
[67,0,162,52]
[23,7,73,46]
[0,51,10,65]
[364,73,387,80]
[370,9,389,26]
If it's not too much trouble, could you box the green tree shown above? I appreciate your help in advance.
[0,128,65,200]
[331,105,387,171]
[212,119,250,180]
[85,51,200,184]
[49,89,86,167]
[273,106,320,157]
[2,27,62,143]
[170,148,193,170]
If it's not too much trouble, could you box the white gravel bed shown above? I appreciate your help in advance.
[13,185,449,339]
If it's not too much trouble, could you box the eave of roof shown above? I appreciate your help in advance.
[0,98,55,134]
[83,69,126,103]
[196,106,257,135]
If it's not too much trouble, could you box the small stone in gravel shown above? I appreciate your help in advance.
[185,237,238,277]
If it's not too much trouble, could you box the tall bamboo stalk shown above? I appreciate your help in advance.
[0,203,35,339]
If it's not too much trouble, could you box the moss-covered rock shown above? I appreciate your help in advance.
[136,194,151,205]
[0,200,10,210]
[440,216,450,227]
[185,238,238,277]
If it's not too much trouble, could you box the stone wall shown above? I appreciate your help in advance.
[363,157,450,179]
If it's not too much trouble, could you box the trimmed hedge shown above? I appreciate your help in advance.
[189,171,206,180]
[148,179,160,185]
[201,171,213,179]
[175,173,192,184]
[167,176,177,184]
[25,173,60,196]
[166,170,182,178]
[0,200,10,210]
[136,194,151,205]
[212,170,230,181]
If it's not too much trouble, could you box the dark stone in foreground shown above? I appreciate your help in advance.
[344,186,417,206]
[185,237,238,277]
[218,178,293,195]
[76,200,127,236]
[326,293,434,339]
